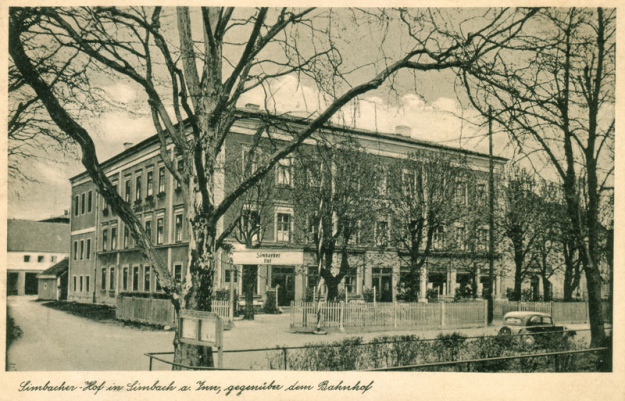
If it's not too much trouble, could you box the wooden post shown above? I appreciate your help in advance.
[484,300,488,327]
[373,287,377,307]
[393,302,397,328]
[339,301,345,333]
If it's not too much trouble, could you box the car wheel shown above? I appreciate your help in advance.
[498,327,512,336]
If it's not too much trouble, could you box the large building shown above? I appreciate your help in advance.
[67,109,508,306]
[7,219,70,295]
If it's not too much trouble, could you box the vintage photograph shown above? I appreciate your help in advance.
[5,4,615,381]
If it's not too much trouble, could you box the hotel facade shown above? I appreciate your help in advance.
[67,110,508,306]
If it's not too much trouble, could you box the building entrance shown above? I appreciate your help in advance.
[271,266,295,306]
[372,268,393,302]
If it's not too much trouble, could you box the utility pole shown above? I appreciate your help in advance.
[488,107,495,325]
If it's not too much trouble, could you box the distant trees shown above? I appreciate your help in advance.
[459,8,614,346]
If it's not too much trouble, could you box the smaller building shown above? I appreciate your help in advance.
[7,219,70,296]
[37,258,69,301]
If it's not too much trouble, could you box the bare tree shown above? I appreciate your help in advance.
[9,6,538,366]
[293,136,377,304]
[459,8,614,346]
[388,150,474,302]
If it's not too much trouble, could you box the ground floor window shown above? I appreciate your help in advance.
[271,266,295,306]
[122,267,129,291]
[144,266,151,292]
[86,276,90,293]
[372,267,393,302]
[132,266,140,291]
[101,268,107,291]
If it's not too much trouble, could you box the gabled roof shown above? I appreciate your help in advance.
[38,258,69,278]
[7,219,70,253]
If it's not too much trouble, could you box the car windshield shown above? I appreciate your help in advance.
[504,317,522,325]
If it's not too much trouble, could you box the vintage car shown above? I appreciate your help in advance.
[498,311,573,346]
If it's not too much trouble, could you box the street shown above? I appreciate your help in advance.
[7,296,595,371]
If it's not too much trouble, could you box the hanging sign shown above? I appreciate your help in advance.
[232,249,303,265]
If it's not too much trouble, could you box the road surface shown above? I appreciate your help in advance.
[6,296,596,371]
[7,296,174,371]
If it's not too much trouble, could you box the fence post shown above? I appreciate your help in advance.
[282,347,288,370]
[441,301,446,328]
[339,302,345,333]
[484,300,488,327]
[393,302,397,328]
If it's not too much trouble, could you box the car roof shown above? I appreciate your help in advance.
[503,311,551,318]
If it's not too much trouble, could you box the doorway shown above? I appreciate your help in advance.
[372,268,393,302]
[271,266,295,306]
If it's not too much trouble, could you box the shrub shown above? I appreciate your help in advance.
[263,291,279,314]
[362,288,374,302]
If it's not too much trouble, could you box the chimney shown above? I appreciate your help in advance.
[245,103,260,111]
[395,125,412,137]
[123,142,133,150]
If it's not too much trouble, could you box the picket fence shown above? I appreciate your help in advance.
[292,300,607,331]
[116,295,230,327]
[291,301,487,330]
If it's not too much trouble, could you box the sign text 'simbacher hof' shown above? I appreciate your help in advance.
[232,249,304,265]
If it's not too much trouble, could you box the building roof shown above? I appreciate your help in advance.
[70,109,508,182]
[38,258,69,278]
[7,219,70,253]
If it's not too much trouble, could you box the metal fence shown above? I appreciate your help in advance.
[291,301,486,330]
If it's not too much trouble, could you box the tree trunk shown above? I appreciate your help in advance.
[243,265,257,320]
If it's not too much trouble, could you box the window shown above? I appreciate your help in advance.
[307,266,319,289]
[86,239,91,259]
[375,220,389,247]
[276,213,291,242]
[476,183,486,203]
[23,255,31,263]
[454,226,467,250]
[80,240,85,260]
[432,226,445,250]
[73,276,77,292]
[154,267,162,292]
[132,266,140,291]
[144,266,151,292]
[224,268,238,283]
[135,174,142,201]
[74,196,79,216]
[109,267,116,291]
[158,166,166,194]
[73,241,78,260]
[88,191,93,213]
[123,226,129,249]
[101,268,107,291]
[111,226,117,250]
[122,267,129,291]
[478,228,488,251]
[86,276,90,293]
[376,168,388,196]
[306,163,321,188]
[455,181,468,205]
[145,220,152,241]
[156,218,164,245]
[306,214,319,243]
[124,179,131,202]
[343,272,356,294]
[174,264,183,283]
[175,159,183,190]
[37,255,44,263]
[80,276,84,292]
[276,158,292,186]
[175,214,183,242]
[102,228,108,251]
[401,168,416,195]
[146,170,154,197]
[81,193,86,214]
[51,256,57,263]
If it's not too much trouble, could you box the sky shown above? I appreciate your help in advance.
[6,7,612,221]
